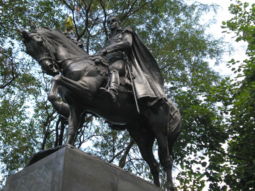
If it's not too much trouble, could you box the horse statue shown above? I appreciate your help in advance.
[21,28,181,190]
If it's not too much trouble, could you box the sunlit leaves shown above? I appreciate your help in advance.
[221,1,255,190]
[0,0,235,190]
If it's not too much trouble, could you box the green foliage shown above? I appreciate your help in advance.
[0,0,66,187]
[221,1,255,190]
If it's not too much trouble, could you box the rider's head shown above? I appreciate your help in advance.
[107,16,120,31]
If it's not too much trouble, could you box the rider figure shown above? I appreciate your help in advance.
[99,16,128,102]
[99,16,166,106]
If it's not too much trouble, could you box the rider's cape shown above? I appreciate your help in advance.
[124,27,165,100]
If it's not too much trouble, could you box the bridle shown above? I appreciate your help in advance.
[38,55,59,75]
[38,56,54,64]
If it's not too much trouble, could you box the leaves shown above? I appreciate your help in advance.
[221,1,255,190]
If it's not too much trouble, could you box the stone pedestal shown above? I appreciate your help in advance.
[4,146,161,191]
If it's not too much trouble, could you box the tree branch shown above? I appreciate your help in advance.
[40,110,55,150]
[119,139,135,168]
[0,74,18,89]
[99,0,109,40]
[0,53,18,89]
[54,117,61,147]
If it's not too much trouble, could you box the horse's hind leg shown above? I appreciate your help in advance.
[157,133,175,190]
[145,103,176,191]
[128,126,160,186]
[168,111,181,161]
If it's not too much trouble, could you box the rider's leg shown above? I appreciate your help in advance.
[101,60,124,102]
[108,69,120,93]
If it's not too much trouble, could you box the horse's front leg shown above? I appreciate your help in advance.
[50,75,84,145]
[55,74,104,102]
[67,106,83,145]
[48,75,59,102]
[48,75,70,118]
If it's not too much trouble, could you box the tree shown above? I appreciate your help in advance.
[0,0,66,187]
[221,1,255,190]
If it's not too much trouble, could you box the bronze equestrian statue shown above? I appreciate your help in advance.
[21,17,181,190]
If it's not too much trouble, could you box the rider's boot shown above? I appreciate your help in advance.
[101,70,119,102]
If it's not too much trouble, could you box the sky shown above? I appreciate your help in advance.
[195,0,251,77]
[173,0,252,189]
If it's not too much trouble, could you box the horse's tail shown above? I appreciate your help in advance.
[166,99,181,155]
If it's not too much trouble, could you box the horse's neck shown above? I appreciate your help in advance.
[56,46,75,68]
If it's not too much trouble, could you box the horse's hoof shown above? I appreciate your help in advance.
[26,145,66,167]
[53,74,61,82]
[167,186,177,191]
[65,144,75,149]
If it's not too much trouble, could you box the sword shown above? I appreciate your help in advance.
[126,60,140,114]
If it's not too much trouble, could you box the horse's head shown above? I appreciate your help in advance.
[22,28,90,76]
[22,30,59,76]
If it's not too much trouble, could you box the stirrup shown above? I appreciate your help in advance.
[100,87,117,102]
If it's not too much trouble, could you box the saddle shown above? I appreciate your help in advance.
[92,55,133,95]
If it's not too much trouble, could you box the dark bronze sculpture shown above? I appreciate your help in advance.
[21,17,181,190]
[98,16,165,108]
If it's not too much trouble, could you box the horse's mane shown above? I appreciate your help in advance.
[36,28,89,58]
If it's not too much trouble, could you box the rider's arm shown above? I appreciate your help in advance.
[102,32,133,54]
